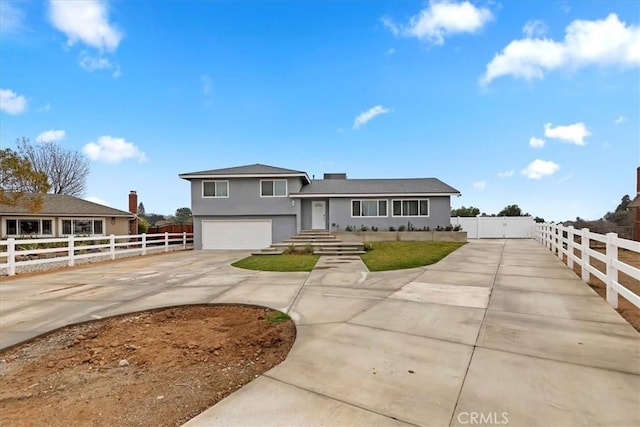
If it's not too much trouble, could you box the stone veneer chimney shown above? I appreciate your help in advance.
[129,191,138,234]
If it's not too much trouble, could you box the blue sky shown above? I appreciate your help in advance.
[1,0,638,221]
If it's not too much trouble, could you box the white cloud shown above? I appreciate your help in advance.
[353,105,391,129]
[83,136,147,164]
[498,170,515,178]
[38,102,52,112]
[529,136,546,148]
[84,196,108,206]
[79,52,112,71]
[544,122,590,146]
[473,180,487,190]
[0,1,25,35]
[522,20,547,38]
[48,0,123,52]
[481,13,640,85]
[521,159,560,179]
[615,115,627,124]
[382,0,493,45]
[0,88,27,115]
[36,129,66,143]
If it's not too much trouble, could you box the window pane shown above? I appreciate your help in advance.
[19,220,39,234]
[274,180,286,196]
[379,201,387,216]
[402,201,417,216]
[362,201,377,216]
[42,220,53,235]
[74,220,92,235]
[215,181,228,197]
[352,200,361,216]
[94,220,103,234]
[261,181,273,196]
[6,220,17,235]
[203,181,216,197]
[62,220,72,235]
[393,201,402,216]
[420,200,428,216]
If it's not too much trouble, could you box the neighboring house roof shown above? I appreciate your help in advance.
[0,194,134,217]
[291,178,460,197]
[179,163,311,183]
[629,194,640,209]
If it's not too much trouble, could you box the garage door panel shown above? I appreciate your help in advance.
[202,220,272,250]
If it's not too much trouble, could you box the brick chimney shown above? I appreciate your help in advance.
[129,191,138,234]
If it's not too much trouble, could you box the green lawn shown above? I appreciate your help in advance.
[360,241,465,271]
[232,254,319,272]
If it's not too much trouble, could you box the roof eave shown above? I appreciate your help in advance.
[290,192,460,198]
[179,173,311,184]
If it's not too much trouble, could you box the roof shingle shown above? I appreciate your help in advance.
[0,194,133,217]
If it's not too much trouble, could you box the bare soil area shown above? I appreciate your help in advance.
[566,248,640,332]
[0,305,296,427]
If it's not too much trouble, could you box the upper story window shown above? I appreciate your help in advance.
[61,219,104,236]
[392,199,429,217]
[203,180,229,198]
[5,218,53,236]
[352,200,387,217]
[261,180,287,197]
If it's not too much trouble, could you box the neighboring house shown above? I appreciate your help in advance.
[0,194,135,238]
[179,164,460,250]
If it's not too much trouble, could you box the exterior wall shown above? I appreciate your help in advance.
[325,196,452,231]
[190,177,304,216]
[1,215,130,238]
[193,215,296,249]
[335,231,467,242]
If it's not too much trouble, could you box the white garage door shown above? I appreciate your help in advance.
[202,220,272,250]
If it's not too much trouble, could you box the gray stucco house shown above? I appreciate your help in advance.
[179,164,460,250]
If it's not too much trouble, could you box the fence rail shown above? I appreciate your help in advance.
[1,232,194,276]
[536,223,640,310]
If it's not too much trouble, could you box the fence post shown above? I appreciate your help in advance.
[7,238,16,276]
[142,233,147,255]
[110,234,116,260]
[182,232,186,249]
[557,225,564,260]
[581,228,590,282]
[165,232,169,252]
[68,235,75,267]
[567,226,574,268]
[605,232,618,309]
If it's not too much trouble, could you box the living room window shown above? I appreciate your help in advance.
[202,181,229,198]
[61,219,105,235]
[352,200,387,217]
[5,218,53,236]
[392,199,429,217]
[261,180,287,197]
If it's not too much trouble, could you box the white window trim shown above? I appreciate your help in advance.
[391,199,430,217]
[202,180,229,198]
[3,217,55,237]
[350,199,388,218]
[59,218,106,236]
[260,179,288,198]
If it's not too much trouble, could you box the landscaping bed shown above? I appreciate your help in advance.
[0,305,295,427]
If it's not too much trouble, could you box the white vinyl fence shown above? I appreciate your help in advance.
[1,232,193,276]
[536,223,640,310]
[452,216,535,239]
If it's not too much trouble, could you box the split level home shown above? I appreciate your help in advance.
[179,164,460,250]
[0,193,135,238]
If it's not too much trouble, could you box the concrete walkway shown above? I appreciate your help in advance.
[1,240,639,426]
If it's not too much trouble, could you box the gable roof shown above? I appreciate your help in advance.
[0,194,134,217]
[292,178,460,197]
[179,163,311,183]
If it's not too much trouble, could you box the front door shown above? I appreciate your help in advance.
[311,201,326,229]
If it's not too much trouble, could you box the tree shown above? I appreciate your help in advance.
[497,204,524,216]
[0,148,50,211]
[16,137,90,197]
[138,202,146,218]
[603,195,632,225]
[533,216,546,223]
[174,207,193,225]
[451,206,480,217]
[145,213,166,226]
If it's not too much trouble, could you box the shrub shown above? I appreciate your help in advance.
[359,224,369,232]
[388,226,396,231]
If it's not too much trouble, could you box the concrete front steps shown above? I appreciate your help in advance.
[252,230,365,256]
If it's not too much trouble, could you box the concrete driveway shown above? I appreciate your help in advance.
[1,240,639,426]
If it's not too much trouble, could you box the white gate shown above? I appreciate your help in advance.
[452,216,535,239]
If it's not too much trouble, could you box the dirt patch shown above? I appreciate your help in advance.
[0,304,296,426]
[566,248,640,332]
